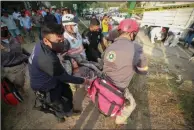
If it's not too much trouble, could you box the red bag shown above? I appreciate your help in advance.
[1,78,23,106]
[88,78,125,117]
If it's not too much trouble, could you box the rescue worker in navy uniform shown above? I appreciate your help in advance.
[103,19,148,125]
[28,23,91,122]
[82,18,106,62]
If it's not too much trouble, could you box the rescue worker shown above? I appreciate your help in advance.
[62,14,102,74]
[103,19,148,125]
[82,18,106,62]
[28,23,91,122]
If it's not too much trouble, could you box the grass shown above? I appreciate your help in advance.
[146,58,194,129]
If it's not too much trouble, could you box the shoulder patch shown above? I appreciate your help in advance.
[106,51,116,62]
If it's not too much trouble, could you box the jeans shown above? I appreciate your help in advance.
[185,33,194,46]
[102,32,108,37]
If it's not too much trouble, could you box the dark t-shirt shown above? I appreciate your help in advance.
[82,28,103,50]
[82,28,103,61]
[44,14,57,24]
[28,41,84,91]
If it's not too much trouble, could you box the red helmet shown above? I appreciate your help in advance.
[118,19,139,33]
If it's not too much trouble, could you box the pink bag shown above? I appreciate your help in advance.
[88,78,125,117]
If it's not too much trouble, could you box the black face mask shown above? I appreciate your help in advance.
[46,12,50,15]
[48,40,65,53]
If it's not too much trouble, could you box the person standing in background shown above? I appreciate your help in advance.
[12,8,23,37]
[102,14,109,36]
[12,8,21,21]
[55,9,62,24]
[44,8,57,24]
[51,8,56,15]
[1,11,23,43]
[62,7,70,17]
[20,11,35,43]
[184,22,194,48]
[32,10,43,41]
[73,12,79,24]
[108,16,113,32]
[41,7,47,17]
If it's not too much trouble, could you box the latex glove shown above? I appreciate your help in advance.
[83,38,90,45]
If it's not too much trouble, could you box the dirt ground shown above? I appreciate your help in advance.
[2,27,194,129]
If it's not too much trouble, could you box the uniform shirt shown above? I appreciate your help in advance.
[1,15,17,30]
[102,19,109,32]
[82,28,103,50]
[82,28,103,61]
[103,37,147,91]
[28,41,84,91]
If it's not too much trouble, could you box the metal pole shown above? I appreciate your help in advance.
[127,1,136,18]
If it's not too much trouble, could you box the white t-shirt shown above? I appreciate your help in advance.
[12,12,21,20]
[150,27,164,44]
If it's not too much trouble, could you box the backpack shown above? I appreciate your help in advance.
[88,77,125,117]
[1,78,23,106]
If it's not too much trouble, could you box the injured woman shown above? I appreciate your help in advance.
[59,39,103,77]
[59,55,101,111]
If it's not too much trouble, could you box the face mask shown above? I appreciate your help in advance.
[48,40,65,53]
[52,10,55,14]
[72,25,78,33]
[32,12,35,16]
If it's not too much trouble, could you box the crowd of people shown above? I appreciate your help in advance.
[1,6,148,125]
[1,7,79,44]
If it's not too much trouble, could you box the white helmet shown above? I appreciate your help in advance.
[62,14,76,26]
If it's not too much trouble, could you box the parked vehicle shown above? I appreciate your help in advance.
[112,13,127,23]
[140,2,194,45]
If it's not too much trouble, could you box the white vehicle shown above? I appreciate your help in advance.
[108,7,119,12]
[112,13,127,23]
[140,2,194,45]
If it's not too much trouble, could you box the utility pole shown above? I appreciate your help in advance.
[127,1,136,18]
